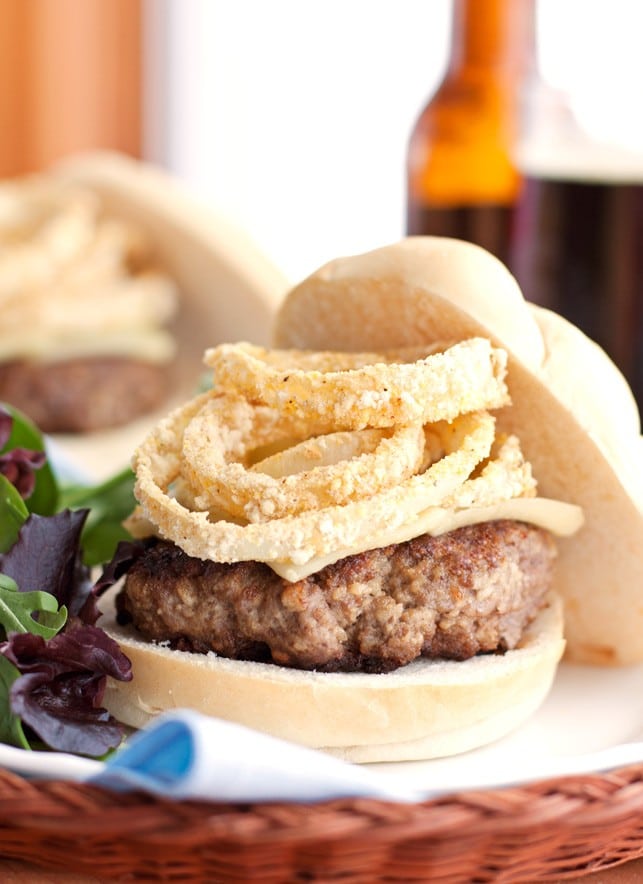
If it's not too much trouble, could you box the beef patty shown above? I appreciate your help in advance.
[0,357,171,433]
[117,520,557,673]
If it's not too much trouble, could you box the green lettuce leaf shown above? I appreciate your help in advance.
[0,404,58,515]
[0,574,68,639]
[0,474,29,554]
[0,655,30,749]
[58,467,135,566]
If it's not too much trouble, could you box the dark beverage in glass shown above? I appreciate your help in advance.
[511,172,643,408]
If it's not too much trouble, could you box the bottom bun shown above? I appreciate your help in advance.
[99,589,564,763]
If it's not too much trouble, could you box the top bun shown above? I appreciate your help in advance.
[274,236,643,665]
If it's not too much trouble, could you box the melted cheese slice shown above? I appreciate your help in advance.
[269,496,584,582]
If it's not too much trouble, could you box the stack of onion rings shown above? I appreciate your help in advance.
[181,395,427,521]
[129,338,538,574]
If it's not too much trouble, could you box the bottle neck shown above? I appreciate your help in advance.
[448,0,535,73]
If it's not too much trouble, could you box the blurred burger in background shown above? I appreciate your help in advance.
[0,152,288,484]
[0,171,179,433]
[0,3,287,458]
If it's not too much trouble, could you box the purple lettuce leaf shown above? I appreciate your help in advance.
[92,538,153,598]
[1,624,132,756]
[0,448,47,500]
[0,412,137,756]
[0,509,94,622]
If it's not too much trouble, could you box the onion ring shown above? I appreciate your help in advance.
[204,338,509,429]
[0,187,98,300]
[258,435,538,582]
[180,394,426,522]
[132,398,496,567]
[445,434,536,508]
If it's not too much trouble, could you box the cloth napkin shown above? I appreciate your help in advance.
[90,709,422,803]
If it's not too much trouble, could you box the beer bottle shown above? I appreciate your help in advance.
[406,0,534,266]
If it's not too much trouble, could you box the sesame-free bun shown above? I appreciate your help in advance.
[99,589,564,763]
[274,237,643,665]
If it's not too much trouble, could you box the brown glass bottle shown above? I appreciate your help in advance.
[406,0,534,266]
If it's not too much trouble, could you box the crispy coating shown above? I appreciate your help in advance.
[204,339,509,429]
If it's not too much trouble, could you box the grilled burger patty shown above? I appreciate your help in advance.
[0,357,171,433]
[117,520,557,673]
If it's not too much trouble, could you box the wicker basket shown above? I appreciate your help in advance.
[2,763,643,882]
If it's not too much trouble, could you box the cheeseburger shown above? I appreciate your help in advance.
[99,238,643,763]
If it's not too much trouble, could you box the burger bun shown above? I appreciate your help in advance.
[99,589,564,763]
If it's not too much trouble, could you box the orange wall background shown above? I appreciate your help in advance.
[0,0,141,176]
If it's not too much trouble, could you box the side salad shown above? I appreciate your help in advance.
[0,403,135,757]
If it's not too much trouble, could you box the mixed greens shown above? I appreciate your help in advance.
[0,404,135,757]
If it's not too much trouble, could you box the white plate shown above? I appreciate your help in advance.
[374,660,643,795]
[2,660,643,800]
[0,743,101,781]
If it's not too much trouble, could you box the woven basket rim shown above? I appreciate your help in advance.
[3,761,643,882]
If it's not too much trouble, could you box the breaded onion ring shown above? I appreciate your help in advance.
[0,186,98,300]
[131,399,497,567]
[203,338,509,429]
[447,434,536,508]
[180,393,426,522]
